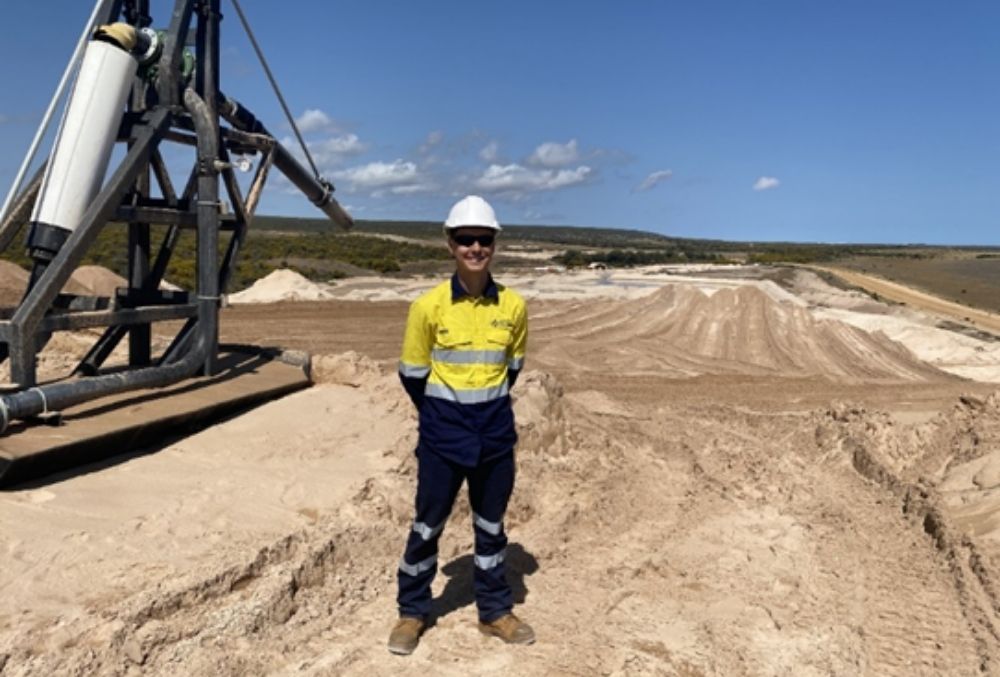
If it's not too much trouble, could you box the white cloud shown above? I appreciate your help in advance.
[528,139,579,167]
[480,140,500,162]
[473,163,592,194]
[635,169,673,192]
[314,134,366,159]
[333,159,432,194]
[753,176,780,191]
[281,133,367,170]
[294,109,339,133]
[419,131,444,155]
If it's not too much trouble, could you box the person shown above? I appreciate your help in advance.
[388,195,533,655]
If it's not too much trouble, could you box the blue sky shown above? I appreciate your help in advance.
[1,1,998,244]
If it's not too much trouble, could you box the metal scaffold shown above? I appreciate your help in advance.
[0,0,351,448]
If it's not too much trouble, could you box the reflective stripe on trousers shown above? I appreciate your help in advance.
[397,448,515,623]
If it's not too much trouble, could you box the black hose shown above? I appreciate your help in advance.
[218,94,353,229]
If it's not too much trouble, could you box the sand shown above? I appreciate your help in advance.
[4,265,1000,674]
[229,270,334,304]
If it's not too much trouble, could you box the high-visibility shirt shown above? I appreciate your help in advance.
[398,274,527,467]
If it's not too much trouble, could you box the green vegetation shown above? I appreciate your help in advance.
[255,215,683,249]
[555,248,732,268]
[5,215,1000,292]
[745,245,937,265]
[0,224,450,291]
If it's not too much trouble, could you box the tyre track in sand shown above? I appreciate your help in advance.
[819,401,1000,674]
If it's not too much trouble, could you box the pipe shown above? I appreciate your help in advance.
[217,95,353,229]
[0,333,208,434]
[27,24,141,274]
[185,85,220,376]
[0,0,103,228]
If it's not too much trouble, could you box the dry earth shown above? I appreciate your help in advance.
[810,265,1000,336]
[4,265,1000,674]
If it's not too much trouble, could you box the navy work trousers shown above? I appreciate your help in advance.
[397,447,515,622]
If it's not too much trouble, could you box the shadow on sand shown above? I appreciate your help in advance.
[430,542,539,622]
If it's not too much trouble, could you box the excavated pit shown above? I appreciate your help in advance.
[3,267,1000,674]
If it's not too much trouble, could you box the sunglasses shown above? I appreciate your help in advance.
[451,233,495,247]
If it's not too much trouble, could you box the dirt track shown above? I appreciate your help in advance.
[812,265,1000,336]
[5,268,1000,675]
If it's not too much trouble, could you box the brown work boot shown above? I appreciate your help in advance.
[387,616,425,655]
[478,613,535,645]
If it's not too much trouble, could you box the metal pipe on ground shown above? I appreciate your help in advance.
[0,333,209,434]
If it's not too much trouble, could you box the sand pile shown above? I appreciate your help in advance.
[311,351,384,386]
[532,284,952,382]
[68,265,126,297]
[228,269,334,304]
[0,260,28,306]
[0,262,133,305]
[0,261,91,305]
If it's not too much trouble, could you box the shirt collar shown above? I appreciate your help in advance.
[451,272,499,301]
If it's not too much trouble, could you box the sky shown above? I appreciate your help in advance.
[0,1,998,245]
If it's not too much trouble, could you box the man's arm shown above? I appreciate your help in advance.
[398,301,432,409]
[507,300,527,389]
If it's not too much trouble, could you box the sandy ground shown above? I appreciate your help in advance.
[5,265,1000,674]
[810,264,1000,336]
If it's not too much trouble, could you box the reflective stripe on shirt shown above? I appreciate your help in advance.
[425,381,509,404]
[399,361,431,378]
[431,349,507,365]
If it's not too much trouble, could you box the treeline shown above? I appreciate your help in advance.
[0,225,450,291]
[554,248,732,267]
[746,246,935,264]
[255,215,687,250]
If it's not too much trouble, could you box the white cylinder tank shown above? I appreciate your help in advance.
[30,38,137,236]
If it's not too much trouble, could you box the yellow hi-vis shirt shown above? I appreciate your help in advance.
[398,274,527,465]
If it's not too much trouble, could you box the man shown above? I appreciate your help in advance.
[389,195,533,655]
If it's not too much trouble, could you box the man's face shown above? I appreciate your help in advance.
[447,227,497,275]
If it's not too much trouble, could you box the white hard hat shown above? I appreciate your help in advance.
[444,195,501,232]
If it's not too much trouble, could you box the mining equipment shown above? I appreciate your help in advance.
[0,0,352,484]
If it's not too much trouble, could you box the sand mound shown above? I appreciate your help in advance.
[0,260,29,306]
[228,269,334,304]
[311,351,384,386]
[512,370,567,452]
[68,265,126,297]
[0,262,181,306]
[533,284,952,382]
[0,262,121,300]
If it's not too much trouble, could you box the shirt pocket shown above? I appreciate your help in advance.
[485,327,513,351]
[435,326,473,350]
